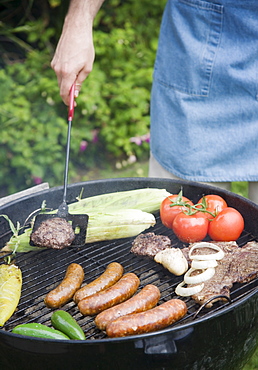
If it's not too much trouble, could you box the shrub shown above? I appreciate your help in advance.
[0,0,166,194]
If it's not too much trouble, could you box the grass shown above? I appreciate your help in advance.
[73,159,249,200]
[72,159,150,183]
[243,348,258,370]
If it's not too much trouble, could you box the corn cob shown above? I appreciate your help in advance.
[86,209,156,243]
[2,228,40,254]
[2,188,170,253]
[67,188,171,214]
[3,209,156,252]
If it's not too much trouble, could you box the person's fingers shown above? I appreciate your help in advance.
[74,83,81,98]
[51,45,94,105]
[59,74,78,106]
[74,69,90,97]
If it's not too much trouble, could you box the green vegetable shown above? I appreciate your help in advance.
[86,209,156,243]
[51,310,85,340]
[0,264,22,326]
[68,188,171,214]
[4,209,155,253]
[2,188,171,253]
[12,323,70,340]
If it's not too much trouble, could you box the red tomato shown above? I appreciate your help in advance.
[208,207,244,241]
[172,211,209,243]
[197,194,228,219]
[160,194,194,229]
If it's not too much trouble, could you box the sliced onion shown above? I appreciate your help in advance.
[184,267,215,284]
[189,242,225,261]
[191,259,218,269]
[175,281,204,297]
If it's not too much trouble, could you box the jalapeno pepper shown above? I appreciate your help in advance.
[12,323,70,340]
[51,310,85,340]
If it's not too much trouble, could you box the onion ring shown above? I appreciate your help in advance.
[189,242,224,261]
[175,281,204,297]
[184,267,215,284]
[191,259,218,269]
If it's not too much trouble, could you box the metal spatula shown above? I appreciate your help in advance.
[31,83,88,246]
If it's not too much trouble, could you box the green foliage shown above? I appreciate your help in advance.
[231,182,248,199]
[0,0,166,194]
[92,0,164,157]
[0,54,64,193]
[243,347,258,370]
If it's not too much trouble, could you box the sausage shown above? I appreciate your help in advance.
[95,284,160,330]
[44,263,84,308]
[73,262,123,304]
[105,298,187,337]
[78,273,140,316]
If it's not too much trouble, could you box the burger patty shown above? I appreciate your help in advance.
[131,232,171,258]
[30,217,75,249]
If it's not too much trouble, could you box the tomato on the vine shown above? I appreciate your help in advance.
[172,211,209,243]
[208,207,244,241]
[197,194,228,219]
[160,194,194,229]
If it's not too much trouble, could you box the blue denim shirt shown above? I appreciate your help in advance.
[150,0,258,181]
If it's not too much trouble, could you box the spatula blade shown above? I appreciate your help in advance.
[30,213,88,247]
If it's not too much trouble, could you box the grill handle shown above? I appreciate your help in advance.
[134,328,193,355]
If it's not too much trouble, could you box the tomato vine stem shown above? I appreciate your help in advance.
[168,194,216,218]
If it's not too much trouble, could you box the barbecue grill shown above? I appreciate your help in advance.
[0,178,257,370]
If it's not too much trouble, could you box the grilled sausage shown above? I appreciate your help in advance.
[78,273,140,316]
[95,284,160,330]
[73,262,123,304]
[45,263,84,308]
[106,298,187,337]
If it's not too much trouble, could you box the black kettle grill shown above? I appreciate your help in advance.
[0,178,257,370]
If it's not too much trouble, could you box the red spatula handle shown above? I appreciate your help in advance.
[68,83,75,122]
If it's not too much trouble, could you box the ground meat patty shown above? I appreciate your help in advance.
[131,232,171,258]
[30,217,75,249]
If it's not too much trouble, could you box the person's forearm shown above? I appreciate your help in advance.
[61,0,106,48]
[65,0,106,22]
[51,0,106,105]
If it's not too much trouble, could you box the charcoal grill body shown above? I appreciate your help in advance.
[0,290,257,370]
[0,178,257,370]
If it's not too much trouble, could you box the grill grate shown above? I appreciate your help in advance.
[1,213,257,340]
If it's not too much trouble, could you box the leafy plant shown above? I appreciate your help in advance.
[0,0,166,195]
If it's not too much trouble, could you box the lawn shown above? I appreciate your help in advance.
[75,159,249,199]
[243,348,258,370]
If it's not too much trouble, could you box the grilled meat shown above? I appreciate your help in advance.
[131,232,171,258]
[30,217,75,249]
[182,241,258,307]
[229,241,258,283]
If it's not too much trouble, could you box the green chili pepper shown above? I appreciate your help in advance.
[51,310,86,340]
[12,323,70,340]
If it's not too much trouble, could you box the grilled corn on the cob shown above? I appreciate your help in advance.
[2,188,171,253]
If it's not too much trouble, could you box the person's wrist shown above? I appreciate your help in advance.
[64,6,94,29]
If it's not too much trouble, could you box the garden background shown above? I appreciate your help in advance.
[0,0,165,197]
[0,1,257,367]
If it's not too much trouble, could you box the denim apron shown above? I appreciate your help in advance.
[150,0,258,181]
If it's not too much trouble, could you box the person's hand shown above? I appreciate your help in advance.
[51,18,95,105]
